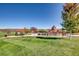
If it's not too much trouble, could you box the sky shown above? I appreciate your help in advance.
[0,3,63,29]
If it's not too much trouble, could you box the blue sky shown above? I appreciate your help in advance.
[0,3,63,29]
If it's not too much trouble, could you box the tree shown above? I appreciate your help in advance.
[62,3,79,33]
[24,27,30,33]
[30,27,38,33]
[51,25,56,30]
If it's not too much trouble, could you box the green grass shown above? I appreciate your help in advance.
[0,36,79,56]
[0,32,6,37]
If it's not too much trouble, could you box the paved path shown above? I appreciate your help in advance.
[0,35,68,39]
[0,35,38,39]
[0,34,79,40]
[0,36,23,39]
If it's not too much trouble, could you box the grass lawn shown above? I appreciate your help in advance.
[0,36,79,56]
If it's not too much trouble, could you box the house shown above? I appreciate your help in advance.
[30,27,38,33]
[47,26,64,36]
[0,26,67,36]
[29,27,38,36]
[0,28,30,36]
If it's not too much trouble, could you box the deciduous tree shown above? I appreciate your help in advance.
[62,3,79,33]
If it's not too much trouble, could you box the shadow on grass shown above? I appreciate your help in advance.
[36,36,63,40]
